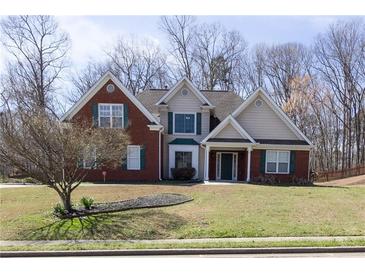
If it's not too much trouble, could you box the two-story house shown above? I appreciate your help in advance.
[62,72,313,183]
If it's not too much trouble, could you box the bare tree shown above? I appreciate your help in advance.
[0,107,129,212]
[160,16,197,81]
[260,42,313,106]
[69,61,110,104]
[314,19,365,169]
[107,37,170,94]
[0,16,70,115]
[194,23,248,92]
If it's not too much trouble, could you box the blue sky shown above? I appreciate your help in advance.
[51,16,357,70]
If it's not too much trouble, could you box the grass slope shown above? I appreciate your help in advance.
[1,183,364,241]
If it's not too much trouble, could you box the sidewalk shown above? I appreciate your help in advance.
[1,235,364,246]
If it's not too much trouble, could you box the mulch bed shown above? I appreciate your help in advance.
[59,193,193,219]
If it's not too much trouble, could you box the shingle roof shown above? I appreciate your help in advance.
[136,89,244,121]
[255,139,309,145]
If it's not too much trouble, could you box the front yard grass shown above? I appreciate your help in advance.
[2,239,365,251]
[0,183,364,241]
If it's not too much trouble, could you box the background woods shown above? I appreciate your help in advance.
[1,16,365,174]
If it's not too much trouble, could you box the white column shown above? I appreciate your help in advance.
[204,145,210,181]
[246,146,252,182]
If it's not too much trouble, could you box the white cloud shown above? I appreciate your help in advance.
[56,16,125,70]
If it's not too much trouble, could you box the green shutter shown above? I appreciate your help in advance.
[123,103,129,128]
[140,145,146,170]
[260,150,266,174]
[77,158,83,169]
[168,112,173,134]
[121,152,127,170]
[290,151,296,174]
[197,113,202,135]
[92,103,98,127]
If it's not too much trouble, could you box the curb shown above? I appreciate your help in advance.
[1,246,365,257]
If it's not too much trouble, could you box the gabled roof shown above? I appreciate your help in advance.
[61,71,160,125]
[231,88,313,146]
[137,89,243,121]
[155,77,214,107]
[201,115,256,144]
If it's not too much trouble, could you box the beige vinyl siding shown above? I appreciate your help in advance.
[215,124,242,139]
[161,86,211,179]
[168,85,202,112]
[235,95,299,140]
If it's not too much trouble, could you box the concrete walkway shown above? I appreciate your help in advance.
[1,236,364,246]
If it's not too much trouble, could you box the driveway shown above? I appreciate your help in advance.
[316,174,365,187]
[0,184,44,189]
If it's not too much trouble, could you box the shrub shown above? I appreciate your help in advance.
[80,196,94,210]
[290,175,313,186]
[252,175,313,186]
[252,175,281,185]
[53,203,66,216]
[171,168,196,180]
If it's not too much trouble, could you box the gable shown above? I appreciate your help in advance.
[201,115,255,144]
[215,123,243,139]
[235,95,299,140]
[71,79,149,127]
[168,84,203,112]
[61,72,159,125]
[156,77,213,107]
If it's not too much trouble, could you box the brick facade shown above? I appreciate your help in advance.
[72,79,160,182]
[251,149,309,182]
[207,149,309,182]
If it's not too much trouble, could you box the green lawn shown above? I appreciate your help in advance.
[2,239,365,252]
[0,183,364,241]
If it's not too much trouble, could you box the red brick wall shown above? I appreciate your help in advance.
[71,79,159,182]
[251,149,309,182]
[237,151,246,181]
[209,151,216,180]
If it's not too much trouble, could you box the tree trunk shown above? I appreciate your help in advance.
[62,192,73,213]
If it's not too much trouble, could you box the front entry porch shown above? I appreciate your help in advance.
[204,143,253,182]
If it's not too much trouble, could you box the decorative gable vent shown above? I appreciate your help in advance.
[181,88,189,96]
[106,83,115,93]
[255,99,263,108]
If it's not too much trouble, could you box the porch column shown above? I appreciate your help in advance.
[246,146,252,182]
[204,145,210,181]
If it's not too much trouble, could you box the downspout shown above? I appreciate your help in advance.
[158,128,163,181]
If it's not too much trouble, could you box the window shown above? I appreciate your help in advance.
[99,104,123,128]
[83,147,96,169]
[175,151,192,168]
[266,150,290,174]
[127,145,140,170]
[174,113,195,134]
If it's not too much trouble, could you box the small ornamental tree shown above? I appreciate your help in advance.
[0,109,129,212]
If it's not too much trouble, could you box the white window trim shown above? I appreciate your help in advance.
[168,145,199,179]
[265,150,290,174]
[98,103,124,128]
[83,148,97,169]
[172,112,197,135]
[127,145,141,170]
[174,151,193,168]
[216,152,238,181]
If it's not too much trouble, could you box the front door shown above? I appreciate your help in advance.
[221,153,233,180]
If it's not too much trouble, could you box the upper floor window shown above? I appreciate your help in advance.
[266,150,290,174]
[174,113,196,134]
[99,104,124,128]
